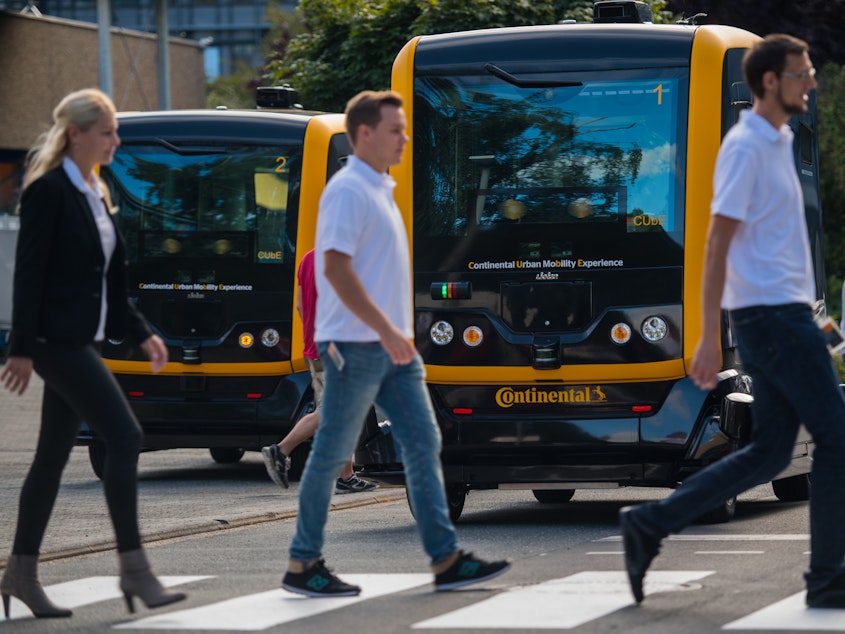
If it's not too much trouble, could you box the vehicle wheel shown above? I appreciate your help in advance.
[772,474,810,502]
[445,485,467,522]
[88,443,106,480]
[696,495,736,524]
[532,489,575,504]
[407,484,467,523]
[209,447,245,464]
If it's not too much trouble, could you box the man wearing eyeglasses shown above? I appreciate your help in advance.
[619,34,845,609]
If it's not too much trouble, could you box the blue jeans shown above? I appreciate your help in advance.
[637,304,845,591]
[289,341,459,565]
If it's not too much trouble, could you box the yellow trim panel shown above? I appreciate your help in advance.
[105,360,294,377]
[425,359,686,385]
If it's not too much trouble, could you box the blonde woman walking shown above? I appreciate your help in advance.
[0,88,185,617]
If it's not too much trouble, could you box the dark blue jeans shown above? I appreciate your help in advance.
[637,303,845,591]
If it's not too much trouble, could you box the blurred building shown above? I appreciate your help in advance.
[1,0,297,79]
[0,9,205,215]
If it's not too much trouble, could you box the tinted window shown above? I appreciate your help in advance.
[413,70,687,270]
[104,144,302,268]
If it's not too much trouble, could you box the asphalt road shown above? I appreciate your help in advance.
[2,372,842,633]
[0,372,404,560]
[0,477,827,634]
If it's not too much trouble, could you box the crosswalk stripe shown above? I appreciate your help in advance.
[6,569,842,631]
[115,573,431,631]
[412,571,713,629]
[0,576,210,621]
[694,551,765,555]
[723,592,845,630]
[599,534,809,542]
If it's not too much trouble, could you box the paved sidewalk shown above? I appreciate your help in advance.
[0,372,405,562]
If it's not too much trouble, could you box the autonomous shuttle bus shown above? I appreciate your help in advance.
[356,2,824,520]
[77,108,351,478]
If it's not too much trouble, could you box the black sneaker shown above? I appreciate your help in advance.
[619,505,663,604]
[807,570,845,608]
[281,560,361,597]
[335,474,379,494]
[261,445,290,488]
[434,551,511,591]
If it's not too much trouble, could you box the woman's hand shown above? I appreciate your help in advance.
[140,335,168,373]
[1,357,34,395]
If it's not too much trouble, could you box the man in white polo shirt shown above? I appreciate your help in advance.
[281,90,510,598]
[619,34,845,609]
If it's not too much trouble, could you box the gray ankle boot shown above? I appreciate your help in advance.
[118,549,186,613]
[0,554,72,618]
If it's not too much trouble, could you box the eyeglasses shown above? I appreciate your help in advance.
[780,68,816,81]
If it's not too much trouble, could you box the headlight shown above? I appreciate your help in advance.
[641,316,668,342]
[239,332,254,348]
[610,322,632,345]
[462,326,483,347]
[430,320,454,345]
[261,328,280,347]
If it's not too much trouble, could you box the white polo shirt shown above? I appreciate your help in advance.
[314,155,412,343]
[711,110,814,310]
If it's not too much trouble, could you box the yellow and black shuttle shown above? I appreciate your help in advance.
[75,107,351,478]
[357,1,824,521]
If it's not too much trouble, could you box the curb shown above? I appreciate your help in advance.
[1,489,408,569]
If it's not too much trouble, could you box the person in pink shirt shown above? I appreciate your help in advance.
[262,249,378,494]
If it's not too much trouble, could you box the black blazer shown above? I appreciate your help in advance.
[9,165,152,357]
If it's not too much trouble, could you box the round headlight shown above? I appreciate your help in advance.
[610,322,632,345]
[641,316,668,342]
[430,320,454,346]
[261,328,280,347]
[239,332,254,348]
[462,326,483,347]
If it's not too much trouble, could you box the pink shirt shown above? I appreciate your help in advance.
[297,249,318,359]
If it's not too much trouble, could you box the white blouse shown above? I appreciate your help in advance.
[62,157,116,341]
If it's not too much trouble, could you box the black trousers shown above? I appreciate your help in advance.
[12,341,143,554]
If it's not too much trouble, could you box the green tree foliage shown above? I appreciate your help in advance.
[265,0,674,112]
[554,0,595,22]
[556,0,674,23]
[206,4,305,110]
[264,3,309,70]
[410,0,554,35]
[818,64,845,317]
[265,0,423,113]
[206,63,261,109]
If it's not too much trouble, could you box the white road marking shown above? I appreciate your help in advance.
[0,576,209,621]
[599,534,809,542]
[724,591,845,630]
[412,571,713,629]
[594,533,810,542]
[694,551,765,555]
[116,573,430,631]
[4,566,836,631]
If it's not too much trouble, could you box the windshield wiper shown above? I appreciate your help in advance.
[155,138,228,156]
[485,63,583,89]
